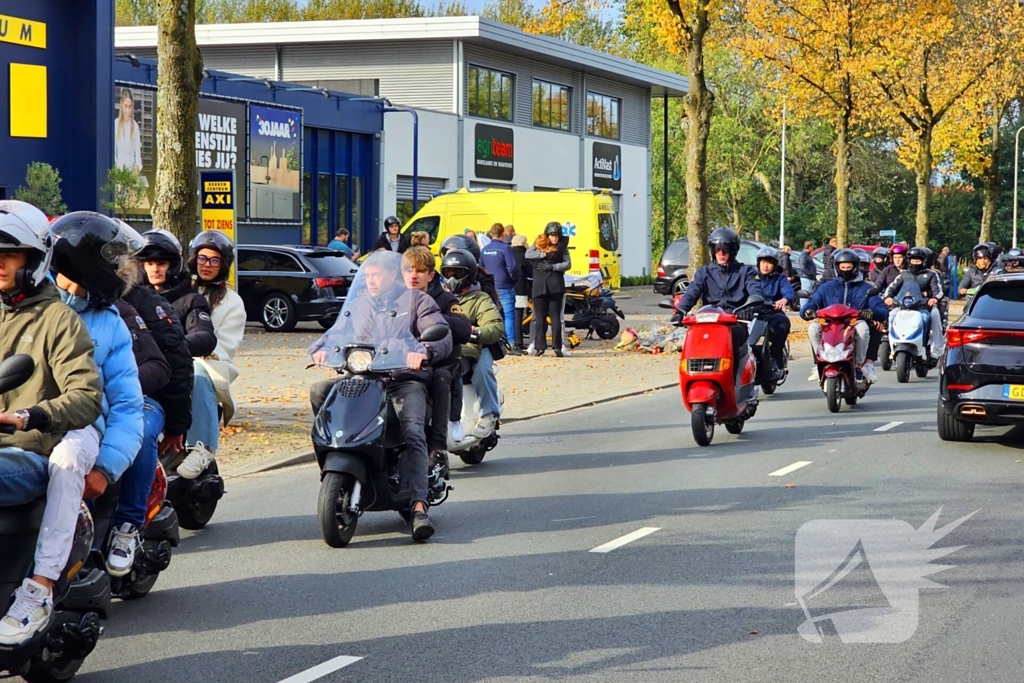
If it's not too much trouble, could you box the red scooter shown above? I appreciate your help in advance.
[662,295,764,446]
[804,303,872,412]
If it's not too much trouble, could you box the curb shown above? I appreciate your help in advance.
[500,382,677,423]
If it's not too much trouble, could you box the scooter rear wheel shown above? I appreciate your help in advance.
[595,316,620,340]
[825,377,841,413]
[123,567,160,600]
[459,447,487,465]
[915,362,929,378]
[691,404,715,447]
[318,472,358,548]
[880,340,892,371]
[24,657,84,683]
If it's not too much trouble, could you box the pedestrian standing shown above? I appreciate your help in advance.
[526,222,571,357]
[797,241,817,305]
[480,224,519,342]
[503,225,516,244]
[510,234,531,353]
[821,237,838,281]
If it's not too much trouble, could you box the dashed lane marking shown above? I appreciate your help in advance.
[874,421,904,432]
[589,527,660,553]
[769,461,812,477]
[277,656,364,683]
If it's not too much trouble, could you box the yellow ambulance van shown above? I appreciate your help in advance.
[401,188,621,288]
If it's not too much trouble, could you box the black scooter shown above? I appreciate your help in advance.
[312,324,452,548]
[159,448,224,530]
[747,305,789,395]
[0,355,110,682]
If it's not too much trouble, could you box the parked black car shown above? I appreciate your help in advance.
[654,237,767,294]
[938,272,1024,441]
[237,245,358,332]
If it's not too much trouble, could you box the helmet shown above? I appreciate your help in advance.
[973,243,993,262]
[756,246,780,270]
[440,234,481,262]
[854,249,871,272]
[907,246,927,274]
[872,246,889,264]
[137,229,184,286]
[832,248,860,282]
[439,249,478,293]
[920,246,935,268]
[187,230,235,285]
[708,227,740,261]
[384,215,400,229]
[0,200,54,299]
[985,241,1001,260]
[544,222,564,237]
[890,243,908,256]
[49,212,145,305]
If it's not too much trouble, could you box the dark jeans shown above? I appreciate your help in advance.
[764,311,791,362]
[867,322,883,361]
[310,378,430,510]
[514,307,526,348]
[532,292,564,352]
[428,365,453,453]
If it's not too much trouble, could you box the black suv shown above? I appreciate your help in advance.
[237,245,358,332]
[654,237,767,294]
[938,272,1024,441]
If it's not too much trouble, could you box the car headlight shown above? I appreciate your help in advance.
[822,343,845,362]
[346,349,374,373]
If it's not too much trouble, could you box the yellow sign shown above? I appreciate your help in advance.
[0,14,46,49]
[9,63,46,138]
[200,171,237,289]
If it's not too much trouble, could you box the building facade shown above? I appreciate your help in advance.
[116,17,687,275]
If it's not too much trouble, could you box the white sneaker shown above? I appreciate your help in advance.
[448,421,465,443]
[178,442,214,480]
[471,414,497,439]
[0,579,53,645]
[558,346,572,357]
[106,523,140,578]
[808,367,819,382]
[862,362,877,383]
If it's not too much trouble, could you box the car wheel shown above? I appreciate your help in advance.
[318,317,335,330]
[936,399,975,442]
[671,279,687,295]
[261,293,298,332]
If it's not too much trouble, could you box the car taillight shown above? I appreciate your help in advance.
[315,277,348,289]
[947,384,975,391]
[947,328,1024,348]
[657,264,667,278]
[589,249,600,273]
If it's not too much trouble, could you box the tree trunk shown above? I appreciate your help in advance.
[681,3,714,278]
[980,110,1004,243]
[154,0,203,245]
[914,125,933,247]
[832,112,852,249]
[731,195,741,234]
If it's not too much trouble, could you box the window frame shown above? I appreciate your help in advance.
[467,64,515,123]
[532,78,572,132]
[586,91,621,140]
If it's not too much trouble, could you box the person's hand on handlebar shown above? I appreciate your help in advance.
[801,307,815,321]
[958,288,967,296]
[312,350,328,366]
[0,412,24,432]
[406,351,428,370]
[885,297,894,307]
[927,297,937,307]
[774,298,788,311]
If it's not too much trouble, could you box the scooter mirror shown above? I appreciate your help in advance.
[658,296,679,311]
[0,354,34,395]
[744,295,766,308]
[419,324,449,343]
[865,286,880,297]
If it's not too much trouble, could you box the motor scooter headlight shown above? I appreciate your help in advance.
[821,343,846,362]
[346,349,374,373]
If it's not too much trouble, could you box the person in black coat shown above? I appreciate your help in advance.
[510,234,532,352]
[820,238,838,282]
[526,223,571,357]
[371,215,412,253]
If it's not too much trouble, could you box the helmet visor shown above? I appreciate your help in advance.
[100,222,146,264]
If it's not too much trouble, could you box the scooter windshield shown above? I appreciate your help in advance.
[895,279,925,307]
[308,251,424,372]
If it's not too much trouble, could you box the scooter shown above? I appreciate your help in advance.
[0,355,111,682]
[564,273,625,340]
[447,369,505,466]
[160,446,224,530]
[312,324,453,548]
[89,462,180,601]
[748,304,789,395]
[888,290,934,383]
[661,295,764,446]
[805,303,872,412]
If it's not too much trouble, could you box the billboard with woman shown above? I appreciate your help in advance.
[113,86,156,214]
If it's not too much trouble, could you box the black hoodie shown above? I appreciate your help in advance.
[160,279,218,357]
[427,276,472,367]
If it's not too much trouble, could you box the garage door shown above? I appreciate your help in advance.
[396,176,446,202]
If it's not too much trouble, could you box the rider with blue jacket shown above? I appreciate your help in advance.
[754,247,794,377]
[800,248,888,383]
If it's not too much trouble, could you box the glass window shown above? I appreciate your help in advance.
[352,176,363,249]
[468,65,514,122]
[317,174,331,246]
[972,284,1024,320]
[264,251,304,272]
[335,176,349,243]
[237,249,266,272]
[586,92,620,140]
[533,79,571,131]
[598,213,618,252]
[301,172,312,245]
[405,215,441,244]
[304,253,359,276]
[737,242,760,266]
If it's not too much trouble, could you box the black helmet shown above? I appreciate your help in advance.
[854,249,871,272]
[188,230,235,285]
[973,243,993,262]
[439,249,478,293]
[708,227,740,261]
[544,222,564,237]
[384,215,400,229]
[907,246,927,274]
[137,229,184,286]
[440,234,481,262]
[756,246,779,269]
[833,248,860,281]
[985,241,1001,260]
[920,246,935,268]
[872,246,889,265]
[49,212,145,305]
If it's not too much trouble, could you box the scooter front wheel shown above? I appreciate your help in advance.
[691,404,715,447]
[825,377,842,413]
[895,352,911,383]
[318,472,359,548]
[880,340,892,371]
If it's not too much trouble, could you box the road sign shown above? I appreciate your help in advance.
[879,229,896,237]
[200,170,236,289]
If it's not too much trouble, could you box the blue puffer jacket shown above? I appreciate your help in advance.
[757,271,796,304]
[800,274,888,322]
[60,290,144,483]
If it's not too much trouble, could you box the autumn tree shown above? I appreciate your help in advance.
[865,0,1011,246]
[739,0,890,249]
[153,0,204,244]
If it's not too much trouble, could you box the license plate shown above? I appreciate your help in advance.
[1002,384,1024,401]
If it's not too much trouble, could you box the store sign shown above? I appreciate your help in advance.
[474,123,514,181]
[200,170,236,289]
[592,142,622,191]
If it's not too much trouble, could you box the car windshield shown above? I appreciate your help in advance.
[970,282,1024,321]
[308,251,422,371]
[304,252,359,276]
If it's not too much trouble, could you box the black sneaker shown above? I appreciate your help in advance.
[429,449,450,479]
[554,348,564,358]
[412,511,434,541]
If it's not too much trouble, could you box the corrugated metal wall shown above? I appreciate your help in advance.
[129,46,278,79]
[281,41,454,112]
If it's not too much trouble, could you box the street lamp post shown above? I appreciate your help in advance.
[1014,125,1024,249]
[780,102,787,247]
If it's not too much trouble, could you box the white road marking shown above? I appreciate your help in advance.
[769,461,812,477]
[552,516,597,523]
[277,656,364,683]
[590,527,660,553]
[874,421,904,432]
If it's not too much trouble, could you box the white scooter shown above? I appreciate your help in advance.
[887,289,934,383]
[448,366,505,465]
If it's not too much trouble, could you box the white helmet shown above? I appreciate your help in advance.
[0,200,54,295]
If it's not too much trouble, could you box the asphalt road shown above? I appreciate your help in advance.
[78,360,1024,683]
